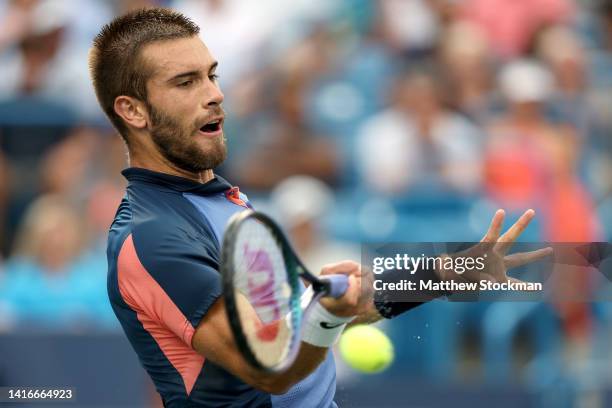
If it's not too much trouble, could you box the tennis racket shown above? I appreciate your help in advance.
[221,210,349,373]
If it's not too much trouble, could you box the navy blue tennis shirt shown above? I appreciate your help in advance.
[107,168,337,407]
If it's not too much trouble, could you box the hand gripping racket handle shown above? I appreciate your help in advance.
[320,274,349,298]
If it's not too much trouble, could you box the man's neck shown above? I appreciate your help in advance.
[128,149,214,184]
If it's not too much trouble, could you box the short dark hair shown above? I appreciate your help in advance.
[89,8,199,142]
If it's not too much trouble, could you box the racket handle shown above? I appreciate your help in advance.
[320,274,349,298]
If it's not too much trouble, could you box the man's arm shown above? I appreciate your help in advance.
[192,298,326,394]
[192,263,361,395]
[350,209,553,325]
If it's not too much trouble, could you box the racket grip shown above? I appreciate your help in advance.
[321,274,349,298]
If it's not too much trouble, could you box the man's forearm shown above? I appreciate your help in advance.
[254,343,329,394]
[251,299,353,393]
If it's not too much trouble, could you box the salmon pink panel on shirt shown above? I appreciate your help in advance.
[118,234,204,395]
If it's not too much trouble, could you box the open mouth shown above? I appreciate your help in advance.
[199,119,222,134]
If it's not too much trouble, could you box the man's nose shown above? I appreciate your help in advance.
[204,81,224,107]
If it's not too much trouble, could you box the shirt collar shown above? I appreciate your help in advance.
[122,167,232,195]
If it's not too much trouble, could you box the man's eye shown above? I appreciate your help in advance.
[209,74,219,81]
[178,80,193,87]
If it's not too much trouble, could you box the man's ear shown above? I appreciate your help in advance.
[114,96,148,130]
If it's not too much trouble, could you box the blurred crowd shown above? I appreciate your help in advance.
[0,0,611,393]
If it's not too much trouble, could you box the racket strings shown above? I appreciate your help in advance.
[235,220,289,308]
[231,218,298,368]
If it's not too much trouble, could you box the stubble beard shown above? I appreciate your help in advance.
[148,103,227,174]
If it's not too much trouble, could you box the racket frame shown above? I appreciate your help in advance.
[221,210,313,373]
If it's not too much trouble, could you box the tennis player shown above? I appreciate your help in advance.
[91,8,550,407]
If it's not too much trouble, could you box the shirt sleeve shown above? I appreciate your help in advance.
[117,228,222,346]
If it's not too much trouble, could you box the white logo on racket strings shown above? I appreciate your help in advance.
[243,244,281,322]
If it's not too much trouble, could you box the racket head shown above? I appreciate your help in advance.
[221,210,304,372]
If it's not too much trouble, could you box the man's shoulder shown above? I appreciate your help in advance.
[107,185,218,260]
[127,182,212,230]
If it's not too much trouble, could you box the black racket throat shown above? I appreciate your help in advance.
[303,275,329,295]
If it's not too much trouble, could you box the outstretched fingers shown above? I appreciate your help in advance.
[496,209,536,254]
[504,247,553,269]
[478,209,505,252]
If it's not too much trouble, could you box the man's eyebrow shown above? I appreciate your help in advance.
[167,62,218,82]
[168,70,200,82]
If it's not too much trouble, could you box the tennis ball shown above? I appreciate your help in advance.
[339,325,394,373]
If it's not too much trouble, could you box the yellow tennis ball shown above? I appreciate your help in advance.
[339,325,394,373]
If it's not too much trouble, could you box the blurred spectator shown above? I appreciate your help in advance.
[485,59,561,210]
[485,59,600,240]
[486,59,601,354]
[587,0,612,114]
[274,22,376,143]
[580,3,612,201]
[39,126,124,245]
[439,22,498,124]
[0,0,106,120]
[95,131,129,180]
[0,0,37,53]
[39,126,97,198]
[459,0,574,59]
[173,0,290,86]
[377,0,439,56]
[356,66,483,195]
[84,179,124,248]
[116,0,168,14]
[230,70,340,190]
[171,0,261,83]
[11,195,84,271]
[227,23,341,120]
[572,0,612,206]
[429,0,463,24]
[537,26,591,134]
[270,175,358,274]
[3,194,113,327]
[536,26,612,203]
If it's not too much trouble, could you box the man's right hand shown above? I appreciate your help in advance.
[318,261,364,318]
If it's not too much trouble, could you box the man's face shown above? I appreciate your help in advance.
[141,36,226,173]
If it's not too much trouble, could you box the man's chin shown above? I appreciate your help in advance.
[195,131,225,149]
[191,140,227,170]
